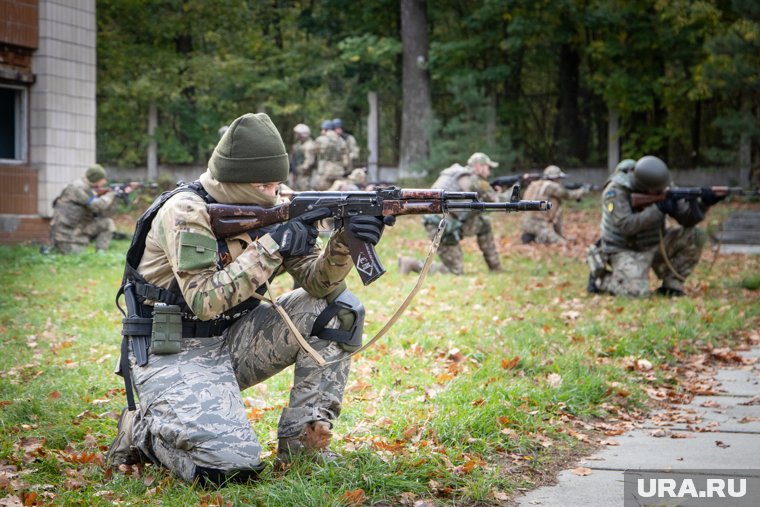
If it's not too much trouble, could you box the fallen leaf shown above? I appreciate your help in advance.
[342,489,366,506]
[572,467,592,476]
[547,373,562,388]
[715,440,730,449]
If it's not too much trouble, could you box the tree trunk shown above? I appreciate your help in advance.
[399,0,432,175]
[607,107,619,172]
[739,94,752,186]
[555,43,583,164]
[367,91,379,182]
[147,102,158,182]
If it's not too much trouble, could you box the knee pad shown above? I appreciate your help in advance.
[311,288,365,352]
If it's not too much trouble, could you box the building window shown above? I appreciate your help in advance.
[0,85,27,163]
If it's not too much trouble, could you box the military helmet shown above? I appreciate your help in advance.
[615,158,636,174]
[543,165,567,179]
[332,118,343,128]
[632,155,669,192]
[293,123,311,136]
[321,119,334,130]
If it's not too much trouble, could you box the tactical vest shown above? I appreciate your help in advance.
[432,164,472,192]
[601,175,662,252]
[119,181,266,329]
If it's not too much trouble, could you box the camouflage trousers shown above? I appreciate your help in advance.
[293,168,314,191]
[596,226,706,297]
[129,288,350,482]
[424,214,501,275]
[521,215,565,244]
[52,216,115,253]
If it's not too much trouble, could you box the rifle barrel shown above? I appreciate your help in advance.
[446,200,551,211]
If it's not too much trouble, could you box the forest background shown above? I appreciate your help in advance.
[96,0,760,182]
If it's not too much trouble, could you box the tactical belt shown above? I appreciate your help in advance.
[125,303,236,338]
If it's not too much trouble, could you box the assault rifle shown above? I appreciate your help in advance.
[207,187,551,285]
[631,186,760,209]
[490,174,599,192]
[490,173,541,191]
[107,182,159,204]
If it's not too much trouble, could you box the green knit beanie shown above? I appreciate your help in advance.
[208,113,289,183]
[85,164,106,182]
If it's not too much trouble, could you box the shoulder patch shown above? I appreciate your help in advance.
[178,231,218,271]
[604,189,616,199]
[606,202,614,213]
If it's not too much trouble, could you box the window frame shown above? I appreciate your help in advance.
[0,84,29,164]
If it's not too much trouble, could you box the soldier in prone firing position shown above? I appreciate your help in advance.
[520,165,590,244]
[587,155,723,297]
[49,164,137,254]
[423,152,504,274]
[107,113,388,484]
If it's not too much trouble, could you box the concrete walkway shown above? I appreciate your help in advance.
[513,348,760,506]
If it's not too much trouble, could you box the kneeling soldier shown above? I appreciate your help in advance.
[107,113,387,484]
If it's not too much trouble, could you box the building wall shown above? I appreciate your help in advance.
[32,0,96,218]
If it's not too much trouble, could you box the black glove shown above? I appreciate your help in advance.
[656,196,679,216]
[701,192,726,207]
[269,208,330,257]
[346,215,395,246]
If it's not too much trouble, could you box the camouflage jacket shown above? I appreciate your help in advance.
[522,179,585,224]
[137,191,353,321]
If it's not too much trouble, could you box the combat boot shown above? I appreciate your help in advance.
[397,256,423,275]
[106,408,144,467]
[276,421,341,465]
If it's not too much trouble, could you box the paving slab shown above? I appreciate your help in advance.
[516,469,760,507]
[514,469,624,506]
[713,368,760,397]
[643,395,760,433]
[582,430,760,470]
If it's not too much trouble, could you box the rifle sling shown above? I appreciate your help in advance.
[320,217,446,367]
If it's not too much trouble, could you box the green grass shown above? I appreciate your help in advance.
[1,200,759,505]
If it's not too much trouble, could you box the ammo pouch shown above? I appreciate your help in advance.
[422,214,462,246]
[150,303,183,355]
[311,289,365,352]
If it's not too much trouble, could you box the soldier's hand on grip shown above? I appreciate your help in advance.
[701,192,726,207]
[656,196,679,216]
[270,208,330,257]
[346,215,393,246]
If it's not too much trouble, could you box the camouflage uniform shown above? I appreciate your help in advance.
[291,137,318,191]
[124,176,355,482]
[313,131,348,190]
[50,177,118,253]
[591,171,707,297]
[423,163,502,274]
[521,179,587,244]
[340,132,360,172]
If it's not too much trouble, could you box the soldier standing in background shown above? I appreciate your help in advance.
[290,123,318,191]
[313,120,348,190]
[423,152,504,275]
[587,155,721,297]
[107,113,389,483]
[520,165,589,244]
[332,118,359,172]
[49,164,137,254]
